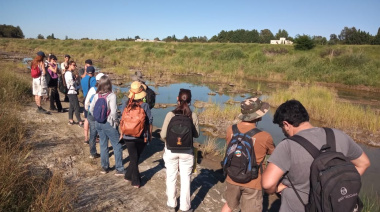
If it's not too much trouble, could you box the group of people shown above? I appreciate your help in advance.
[30,51,371,212]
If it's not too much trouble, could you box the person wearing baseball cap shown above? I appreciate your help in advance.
[221,97,274,212]
[81,65,97,144]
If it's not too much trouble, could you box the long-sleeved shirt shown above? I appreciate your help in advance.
[85,87,97,112]
[89,92,119,128]
[64,71,79,95]
[160,111,200,140]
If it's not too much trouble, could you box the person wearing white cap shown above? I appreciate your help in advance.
[84,72,105,158]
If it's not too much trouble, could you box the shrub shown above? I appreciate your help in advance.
[294,35,316,50]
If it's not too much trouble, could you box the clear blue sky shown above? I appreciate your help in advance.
[1,0,379,40]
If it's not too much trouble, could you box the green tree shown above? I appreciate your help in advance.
[275,29,289,39]
[37,34,45,39]
[0,24,24,38]
[372,27,380,45]
[135,35,140,39]
[46,33,55,39]
[313,36,327,45]
[259,29,274,44]
[294,34,315,50]
[328,34,339,45]
[182,35,189,42]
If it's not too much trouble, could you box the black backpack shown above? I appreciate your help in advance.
[166,114,194,150]
[288,127,363,212]
[58,73,68,94]
[144,86,156,109]
[222,125,262,184]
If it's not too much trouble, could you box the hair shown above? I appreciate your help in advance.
[172,88,192,118]
[66,60,76,70]
[273,99,309,127]
[97,75,112,94]
[31,55,44,69]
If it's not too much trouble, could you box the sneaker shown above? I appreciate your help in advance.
[100,167,110,174]
[89,153,100,159]
[115,170,125,176]
[37,107,51,114]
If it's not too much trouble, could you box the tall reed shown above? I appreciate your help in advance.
[267,83,380,133]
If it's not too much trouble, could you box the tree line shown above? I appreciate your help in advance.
[1,24,379,45]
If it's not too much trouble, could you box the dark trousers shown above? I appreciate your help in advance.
[125,139,146,186]
[68,94,82,122]
[49,85,62,110]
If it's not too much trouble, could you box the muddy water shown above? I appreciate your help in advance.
[118,79,379,199]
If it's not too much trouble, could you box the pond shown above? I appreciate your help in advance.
[117,78,380,200]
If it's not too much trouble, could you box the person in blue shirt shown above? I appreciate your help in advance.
[81,65,97,143]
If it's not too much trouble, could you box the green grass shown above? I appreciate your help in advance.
[2,38,380,89]
[267,83,380,133]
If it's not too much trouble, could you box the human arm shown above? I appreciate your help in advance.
[109,93,118,122]
[351,152,370,175]
[89,94,98,114]
[160,112,174,139]
[261,162,286,194]
[49,62,57,74]
[85,88,96,110]
[192,112,200,138]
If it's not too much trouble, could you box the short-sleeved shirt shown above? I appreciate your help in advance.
[81,75,96,98]
[225,123,275,190]
[267,127,363,212]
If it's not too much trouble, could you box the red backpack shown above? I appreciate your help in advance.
[120,100,146,137]
[31,66,41,78]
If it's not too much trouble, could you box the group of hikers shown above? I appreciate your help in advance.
[30,51,371,212]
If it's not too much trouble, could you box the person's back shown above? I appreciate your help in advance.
[221,97,274,212]
[262,100,370,212]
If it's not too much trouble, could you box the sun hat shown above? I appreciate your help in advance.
[86,66,95,74]
[128,81,147,100]
[131,70,145,83]
[237,97,270,121]
[96,73,105,81]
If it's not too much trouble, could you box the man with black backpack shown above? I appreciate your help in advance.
[221,97,274,212]
[262,100,370,212]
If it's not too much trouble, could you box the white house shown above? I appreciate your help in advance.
[270,37,293,45]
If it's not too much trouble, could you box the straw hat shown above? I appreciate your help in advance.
[128,81,147,100]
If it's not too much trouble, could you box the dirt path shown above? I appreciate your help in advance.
[22,97,282,212]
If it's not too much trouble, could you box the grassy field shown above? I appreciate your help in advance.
[0,61,74,211]
[1,38,380,89]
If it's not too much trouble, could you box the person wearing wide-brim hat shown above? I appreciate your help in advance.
[119,81,153,188]
[221,97,275,212]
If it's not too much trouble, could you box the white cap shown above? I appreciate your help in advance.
[96,73,105,81]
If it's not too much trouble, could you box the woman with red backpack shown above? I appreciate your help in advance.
[89,75,124,175]
[119,81,153,188]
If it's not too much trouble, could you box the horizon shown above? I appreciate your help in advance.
[0,0,379,41]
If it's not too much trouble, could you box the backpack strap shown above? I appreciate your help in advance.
[289,134,320,159]
[323,127,336,152]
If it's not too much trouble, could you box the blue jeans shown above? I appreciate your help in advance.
[96,121,124,172]
[87,114,98,156]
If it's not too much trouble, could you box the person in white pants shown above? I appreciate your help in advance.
[160,88,199,212]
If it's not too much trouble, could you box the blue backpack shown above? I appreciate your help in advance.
[93,93,110,123]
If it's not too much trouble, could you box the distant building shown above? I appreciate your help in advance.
[270,37,293,45]
[135,39,165,43]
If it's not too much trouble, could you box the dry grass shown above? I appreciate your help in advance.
[267,83,380,133]
[0,61,75,211]
[199,136,218,156]
[199,102,240,123]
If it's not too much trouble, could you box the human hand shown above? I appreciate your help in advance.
[276,183,288,194]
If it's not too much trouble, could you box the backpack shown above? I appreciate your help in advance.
[120,100,146,137]
[31,66,41,78]
[288,127,363,212]
[222,124,262,184]
[58,73,68,94]
[166,114,195,150]
[93,93,110,123]
[144,86,156,109]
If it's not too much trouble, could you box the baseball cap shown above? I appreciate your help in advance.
[86,66,95,74]
[96,73,105,81]
[37,51,46,57]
